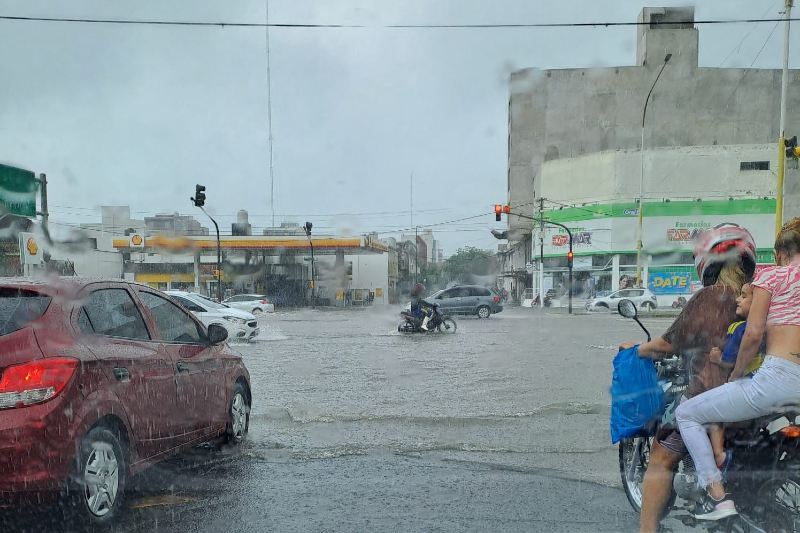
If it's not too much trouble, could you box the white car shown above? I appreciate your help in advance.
[165,290,259,341]
[586,287,658,312]
[223,294,275,314]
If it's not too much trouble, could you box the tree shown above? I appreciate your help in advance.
[442,247,495,285]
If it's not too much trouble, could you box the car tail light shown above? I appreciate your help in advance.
[779,425,800,438]
[0,358,78,410]
[492,296,500,303]
[260,299,269,304]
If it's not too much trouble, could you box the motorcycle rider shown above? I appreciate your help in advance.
[676,217,800,520]
[410,283,433,331]
[621,223,754,533]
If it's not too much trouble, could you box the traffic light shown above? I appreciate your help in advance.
[192,184,206,207]
[786,136,800,159]
[566,250,574,268]
[494,204,511,221]
[304,221,313,236]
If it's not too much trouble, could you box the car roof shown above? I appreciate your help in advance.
[0,276,142,297]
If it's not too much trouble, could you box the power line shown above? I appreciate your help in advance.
[718,0,780,67]
[0,14,798,29]
[723,17,782,109]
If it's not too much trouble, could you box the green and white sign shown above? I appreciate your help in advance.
[0,164,38,217]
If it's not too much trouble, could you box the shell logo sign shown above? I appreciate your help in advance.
[25,237,38,256]
[129,234,145,248]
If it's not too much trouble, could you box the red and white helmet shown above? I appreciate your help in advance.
[693,223,756,286]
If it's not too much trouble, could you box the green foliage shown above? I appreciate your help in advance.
[442,247,494,284]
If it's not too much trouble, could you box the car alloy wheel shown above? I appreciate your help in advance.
[67,426,127,525]
[477,306,491,319]
[83,443,120,517]
[226,384,250,444]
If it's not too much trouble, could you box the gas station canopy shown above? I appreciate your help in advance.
[112,234,388,255]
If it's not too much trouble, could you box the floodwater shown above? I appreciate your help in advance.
[4,306,683,532]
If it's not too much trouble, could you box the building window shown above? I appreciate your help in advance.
[740,161,769,171]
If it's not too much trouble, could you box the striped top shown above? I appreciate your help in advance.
[753,263,800,326]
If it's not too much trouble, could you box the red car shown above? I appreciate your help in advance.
[0,278,251,526]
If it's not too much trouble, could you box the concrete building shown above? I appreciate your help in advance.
[505,6,800,303]
[144,212,208,236]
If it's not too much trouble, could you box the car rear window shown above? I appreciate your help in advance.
[0,288,51,336]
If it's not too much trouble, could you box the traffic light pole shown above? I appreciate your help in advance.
[506,209,573,315]
[199,207,222,302]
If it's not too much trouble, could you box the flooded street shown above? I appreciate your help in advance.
[4,307,681,532]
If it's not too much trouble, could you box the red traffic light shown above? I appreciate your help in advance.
[566,250,574,265]
[494,204,502,214]
[502,205,510,214]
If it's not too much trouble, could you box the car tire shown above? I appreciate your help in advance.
[63,426,127,530]
[251,308,263,315]
[225,383,250,445]
[642,302,655,312]
[595,302,609,311]
[476,305,491,319]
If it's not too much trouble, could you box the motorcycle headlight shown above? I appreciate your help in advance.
[224,316,247,325]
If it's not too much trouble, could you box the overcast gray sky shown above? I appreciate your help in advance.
[0,0,797,255]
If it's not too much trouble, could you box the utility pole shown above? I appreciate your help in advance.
[636,53,672,286]
[266,0,276,229]
[538,197,545,309]
[304,221,315,308]
[414,225,419,284]
[37,173,48,232]
[776,0,793,234]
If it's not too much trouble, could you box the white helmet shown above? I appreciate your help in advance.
[693,223,756,286]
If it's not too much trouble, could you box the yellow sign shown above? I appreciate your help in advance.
[336,290,344,301]
[25,237,38,256]
[130,234,144,247]
[375,287,383,297]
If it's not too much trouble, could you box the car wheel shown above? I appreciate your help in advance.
[642,302,655,312]
[476,305,491,319]
[595,302,609,311]
[64,426,127,529]
[251,308,263,315]
[225,383,250,445]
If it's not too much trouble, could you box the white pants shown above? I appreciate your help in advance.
[675,356,800,488]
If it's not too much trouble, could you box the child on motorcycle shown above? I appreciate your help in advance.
[705,282,764,474]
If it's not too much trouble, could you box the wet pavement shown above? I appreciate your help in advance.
[4,306,684,532]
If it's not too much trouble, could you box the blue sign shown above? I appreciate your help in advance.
[648,270,692,295]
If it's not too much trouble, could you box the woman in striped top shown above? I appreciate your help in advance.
[675,217,800,521]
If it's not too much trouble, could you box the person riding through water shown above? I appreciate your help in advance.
[621,223,756,533]
[676,217,800,521]
[410,283,434,331]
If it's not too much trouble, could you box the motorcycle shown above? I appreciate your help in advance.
[616,298,800,532]
[398,303,457,334]
[532,289,555,308]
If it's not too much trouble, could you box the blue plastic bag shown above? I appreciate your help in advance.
[609,345,664,444]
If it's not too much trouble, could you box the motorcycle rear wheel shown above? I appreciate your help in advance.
[759,475,800,533]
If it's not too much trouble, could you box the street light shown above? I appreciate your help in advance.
[303,221,315,308]
[635,53,672,287]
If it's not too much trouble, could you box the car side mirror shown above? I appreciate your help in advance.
[207,324,228,345]
[618,299,638,319]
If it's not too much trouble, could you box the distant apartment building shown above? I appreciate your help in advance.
[144,212,208,235]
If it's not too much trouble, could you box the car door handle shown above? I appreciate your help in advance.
[112,367,130,382]
[176,361,190,373]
